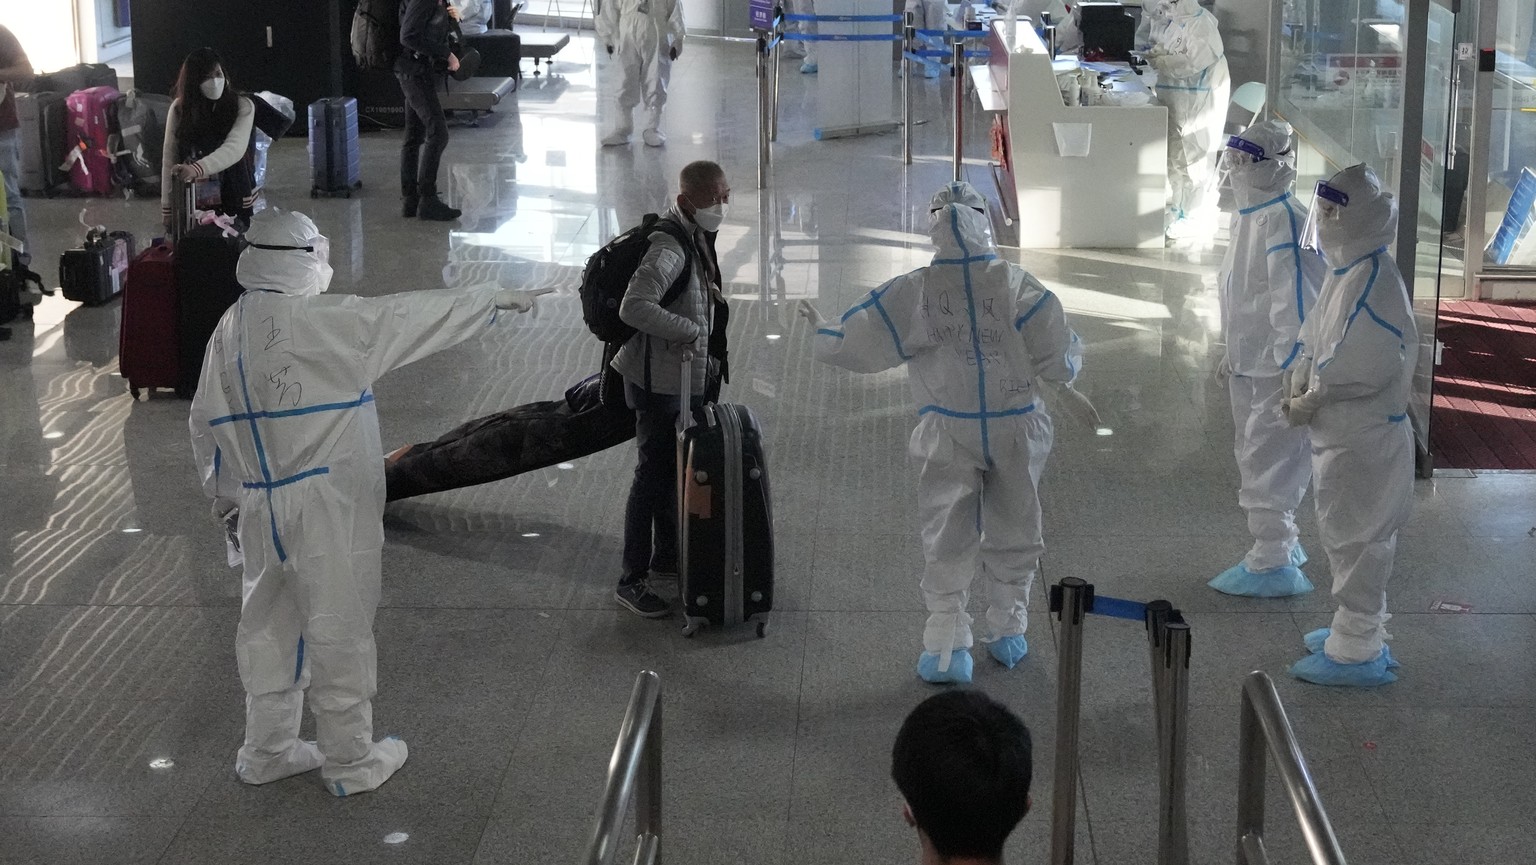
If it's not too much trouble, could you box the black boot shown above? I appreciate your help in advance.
[417,195,461,222]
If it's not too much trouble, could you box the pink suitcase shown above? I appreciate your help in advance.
[64,86,122,196]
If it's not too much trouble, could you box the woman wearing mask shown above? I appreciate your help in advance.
[160,47,256,229]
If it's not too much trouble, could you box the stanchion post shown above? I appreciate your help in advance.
[1157,621,1192,865]
[950,41,964,182]
[1143,600,1174,781]
[771,6,783,143]
[903,11,914,166]
[1049,578,1091,865]
[756,34,769,190]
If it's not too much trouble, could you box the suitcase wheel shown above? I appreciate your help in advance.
[756,620,768,639]
[310,189,319,198]
[681,620,701,638]
[129,385,141,400]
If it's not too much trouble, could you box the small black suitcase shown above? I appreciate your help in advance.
[308,97,362,198]
[463,30,522,80]
[677,353,774,638]
[174,226,244,398]
[60,229,134,306]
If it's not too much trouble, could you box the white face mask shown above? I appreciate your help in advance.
[692,202,728,232]
[200,76,226,101]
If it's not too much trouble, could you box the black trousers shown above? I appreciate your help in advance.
[397,71,449,197]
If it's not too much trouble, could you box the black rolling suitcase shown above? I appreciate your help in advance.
[463,31,522,80]
[677,351,774,638]
[29,63,119,96]
[15,92,69,196]
[308,97,362,198]
[174,225,244,397]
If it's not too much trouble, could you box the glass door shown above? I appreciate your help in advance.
[1406,0,1467,473]
[1465,0,1536,290]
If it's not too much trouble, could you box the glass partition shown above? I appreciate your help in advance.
[1274,0,1411,188]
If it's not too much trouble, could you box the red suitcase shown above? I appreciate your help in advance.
[118,243,182,398]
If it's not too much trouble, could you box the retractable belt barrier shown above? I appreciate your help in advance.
[900,16,992,173]
[1049,578,1192,865]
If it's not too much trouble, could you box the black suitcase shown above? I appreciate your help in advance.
[677,353,774,638]
[60,230,134,306]
[14,92,69,196]
[174,227,245,398]
[308,97,362,198]
[29,63,119,95]
[463,30,523,80]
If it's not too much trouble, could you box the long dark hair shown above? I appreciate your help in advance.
[173,47,239,157]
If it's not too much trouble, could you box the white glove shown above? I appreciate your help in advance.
[1047,381,1102,430]
[796,299,823,325]
[1212,354,1232,383]
[212,498,241,557]
[494,287,552,312]
[1283,389,1319,427]
[1283,356,1313,401]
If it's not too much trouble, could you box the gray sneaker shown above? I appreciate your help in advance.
[615,580,671,618]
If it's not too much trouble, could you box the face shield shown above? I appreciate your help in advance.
[1216,132,1295,197]
[1299,178,1349,255]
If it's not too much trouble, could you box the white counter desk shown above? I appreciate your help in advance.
[971,21,1167,249]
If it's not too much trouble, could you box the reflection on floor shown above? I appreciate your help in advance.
[1430,300,1536,469]
[1,31,1535,865]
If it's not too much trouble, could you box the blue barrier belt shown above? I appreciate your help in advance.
[910,48,990,59]
[784,12,901,21]
[1089,595,1148,621]
[913,28,991,38]
[782,33,903,41]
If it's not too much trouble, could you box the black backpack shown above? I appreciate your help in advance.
[579,214,693,343]
[352,0,403,71]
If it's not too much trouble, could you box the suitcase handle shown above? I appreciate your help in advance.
[170,175,195,245]
[677,347,695,436]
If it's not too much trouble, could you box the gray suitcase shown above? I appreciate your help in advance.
[15,92,69,197]
[307,97,362,198]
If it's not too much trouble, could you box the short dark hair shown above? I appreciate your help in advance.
[891,690,1033,862]
[679,160,725,198]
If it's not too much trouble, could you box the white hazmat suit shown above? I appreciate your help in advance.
[1285,164,1417,686]
[1148,0,1230,232]
[190,210,536,794]
[597,0,686,147]
[807,182,1089,684]
[1209,121,1324,598]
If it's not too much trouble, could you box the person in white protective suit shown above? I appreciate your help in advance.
[799,182,1099,685]
[1134,0,1170,51]
[787,0,818,74]
[1209,120,1325,599]
[905,0,948,79]
[189,210,542,794]
[1145,0,1229,238]
[1021,0,1080,53]
[596,0,686,147]
[1283,164,1418,687]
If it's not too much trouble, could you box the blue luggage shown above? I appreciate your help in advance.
[308,97,362,198]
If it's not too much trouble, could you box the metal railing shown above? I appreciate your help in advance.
[1236,672,1348,865]
[1049,578,1191,865]
[581,671,664,865]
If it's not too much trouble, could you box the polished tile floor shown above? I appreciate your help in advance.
[3,34,1535,865]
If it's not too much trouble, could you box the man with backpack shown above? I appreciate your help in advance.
[608,160,729,617]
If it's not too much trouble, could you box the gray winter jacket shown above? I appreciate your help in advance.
[612,203,717,396]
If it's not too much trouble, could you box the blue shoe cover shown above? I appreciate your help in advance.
[1208,562,1313,598]
[1303,628,1400,669]
[800,61,818,74]
[923,62,941,79]
[985,636,1028,669]
[1290,650,1397,687]
[1290,545,1308,567]
[917,650,973,684]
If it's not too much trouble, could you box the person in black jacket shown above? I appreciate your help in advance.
[397,0,463,221]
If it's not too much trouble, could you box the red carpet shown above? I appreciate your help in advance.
[1430,300,1536,470]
